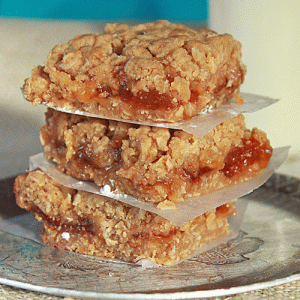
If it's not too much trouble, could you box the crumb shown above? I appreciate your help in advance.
[156,200,177,210]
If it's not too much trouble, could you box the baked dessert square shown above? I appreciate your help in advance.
[23,20,246,122]
[40,108,272,205]
[14,170,236,265]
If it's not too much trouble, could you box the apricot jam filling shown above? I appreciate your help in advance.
[32,205,95,235]
[222,136,273,178]
[75,137,123,171]
[73,64,245,112]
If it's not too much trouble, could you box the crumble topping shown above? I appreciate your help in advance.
[24,20,246,122]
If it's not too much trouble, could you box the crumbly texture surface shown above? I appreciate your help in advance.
[40,108,272,205]
[23,20,246,122]
[14,170,236,266]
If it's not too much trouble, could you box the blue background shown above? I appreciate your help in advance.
[0,0,207,22]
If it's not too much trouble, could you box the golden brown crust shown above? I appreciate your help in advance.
[23,20,246,122]
[40,108,272,204]
[14,170,235,265]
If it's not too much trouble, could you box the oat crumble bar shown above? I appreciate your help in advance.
[40,108,272,204]
[23,20,246,122]
[14,170,236,265]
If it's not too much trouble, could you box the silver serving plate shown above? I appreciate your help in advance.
[0,173,299,299]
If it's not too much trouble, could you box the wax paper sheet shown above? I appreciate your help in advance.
[49,92,278,139]
[28,147,289,226]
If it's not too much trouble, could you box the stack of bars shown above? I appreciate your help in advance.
[14,21,273,266]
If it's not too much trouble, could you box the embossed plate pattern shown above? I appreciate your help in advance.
[0,173,299,299]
